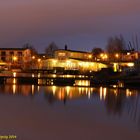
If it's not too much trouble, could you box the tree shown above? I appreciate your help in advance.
[92,47,104,60]
[106,35,126,54]
[45,42,59,58]
[92,47,104,56]
[23,43,37,55]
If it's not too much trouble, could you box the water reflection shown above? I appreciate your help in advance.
[99,87,107,100]
[105,88,125,116]
[0,84,140,127]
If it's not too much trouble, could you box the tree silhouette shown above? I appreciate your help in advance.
[106,35,126,54]
[23,43,37,55]
[45,42,59,58]
[92,47,104,56]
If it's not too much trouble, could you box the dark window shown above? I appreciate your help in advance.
[10,51,14,55]
[1,57,6,62]
[9,51,14,61]
[1,51,6,56]
[18,52,22,56]
[1,51,6,62]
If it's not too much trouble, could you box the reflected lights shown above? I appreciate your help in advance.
[13,72,16,77]
[12,84,16,94]
[66,86,70,95]
[126,89,132,97]
[52,86,56,95]
[31,85,35,94]
[100,87,107,100]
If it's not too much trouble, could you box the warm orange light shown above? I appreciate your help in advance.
[127,63,134,67]
[88,54,92,59]
[38,58,41,62]
[13,72,16,77]
[101,53,108,60]
[100,53,104,58]
[66,60,71,64]
[52,60,57,63]
[104,54,108,59]
[115,54,119,58]
[32,56,35,59]
[13,56,17,61]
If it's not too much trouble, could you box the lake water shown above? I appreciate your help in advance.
[0,84,140,140]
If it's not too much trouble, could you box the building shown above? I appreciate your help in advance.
[0,47,32,70]
[42,49,107,72]
[55,49,92,60]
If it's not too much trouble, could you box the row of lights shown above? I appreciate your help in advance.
[31,52,132,63]
[32,56,41,62]
[89,53,132,60]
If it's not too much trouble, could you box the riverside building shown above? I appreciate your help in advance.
[42,49,107,72]
[0,47,32,70]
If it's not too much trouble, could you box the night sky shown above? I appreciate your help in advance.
[0,0,140,52]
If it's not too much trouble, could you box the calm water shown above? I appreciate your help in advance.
[0,84,140,140]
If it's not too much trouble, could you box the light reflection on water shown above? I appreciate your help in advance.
[0,84,139,101]
[0,84,140,131]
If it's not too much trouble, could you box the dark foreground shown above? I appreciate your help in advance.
[0,85,140,140]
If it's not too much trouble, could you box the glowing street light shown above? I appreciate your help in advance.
[100,53,108,61]
[38,58,41,62]
[100,53,104,58]
[104,54,108,59]
[88,54,92,59]
[32,56,35,59]
[13,56,17,61]
[115,53,119,58]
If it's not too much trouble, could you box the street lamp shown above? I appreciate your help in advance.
[13,56,17,61]
[115,53,119,58]
[37,58,41,69]
[38,58,41,62]
[32,56,35,59]
[88,54,92,59]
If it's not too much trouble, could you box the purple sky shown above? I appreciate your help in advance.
[0,0,140,52]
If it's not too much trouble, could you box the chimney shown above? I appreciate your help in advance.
[65,44,68,50]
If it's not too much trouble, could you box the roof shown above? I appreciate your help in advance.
[0,47,29,51]
[55,49,91,54]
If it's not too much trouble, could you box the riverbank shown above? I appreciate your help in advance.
[0,69,140,88]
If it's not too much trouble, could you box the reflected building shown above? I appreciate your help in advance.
[104,88,125,116]
[0,83,140,127]
[103,87,140,126]
[44,86,97,102]
[0,85,38,96]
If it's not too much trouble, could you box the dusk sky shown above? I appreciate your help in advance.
[0,0,140,52]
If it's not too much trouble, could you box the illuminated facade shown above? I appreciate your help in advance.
[0,48,32,69]
[55,49,92,60]
[42,49,107,71]
[42,58,107,71]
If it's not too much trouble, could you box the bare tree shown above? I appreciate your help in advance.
[106,35,126,54]
[92,47,104,60]
[23,43,37,55]
[92,47,104,56]
[45,42,59,58]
